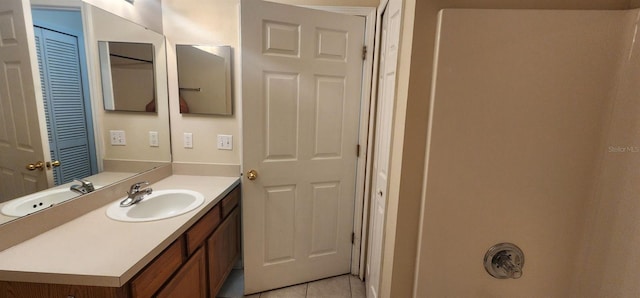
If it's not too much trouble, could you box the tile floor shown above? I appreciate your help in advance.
[217,269,366,298]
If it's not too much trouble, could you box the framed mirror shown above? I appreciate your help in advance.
[99,41,157,112]
[176,45,232,115]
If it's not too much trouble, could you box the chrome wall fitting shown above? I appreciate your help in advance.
[484,243,524,279]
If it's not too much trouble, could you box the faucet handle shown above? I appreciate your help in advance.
[71,179,95,193]
[129,181,149,194]
[75,178,94,187]
[73,178,89,185]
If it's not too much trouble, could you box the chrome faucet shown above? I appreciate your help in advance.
[120,181,152,207]
[70,179,95,195]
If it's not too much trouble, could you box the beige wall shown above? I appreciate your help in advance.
[575,9,640,297]
[82,0,163,33]
[385,0,632,297]
[162,0,378,170]
[162,0,241,169]
[412,9,628,297]
[85,4,171,164]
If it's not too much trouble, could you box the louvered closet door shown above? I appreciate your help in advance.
[34,27,95,185]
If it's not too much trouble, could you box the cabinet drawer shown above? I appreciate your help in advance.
[130,237,185,297]
[221,187,240,218]
[186,204,221,256]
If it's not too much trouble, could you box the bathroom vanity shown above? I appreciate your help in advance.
[0,175,240,298]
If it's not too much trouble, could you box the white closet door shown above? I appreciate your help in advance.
[0,0,51,202]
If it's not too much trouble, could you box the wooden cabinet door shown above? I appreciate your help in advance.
[130,238,185,298]
[156,247,207,298]
[228,208,241,269]
[207,208,240,297]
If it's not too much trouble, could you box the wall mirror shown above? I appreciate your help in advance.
[176,45,232,115]
[0,0,171,226]
[99,41,157,112]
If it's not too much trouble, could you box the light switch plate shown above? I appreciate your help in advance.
[217,135,232,150]
[149,131,159,147]
[183,133,193,149]
[110,130,126,146]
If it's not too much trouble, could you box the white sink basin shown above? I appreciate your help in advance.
[106,189,204,222]
[1,186,101,217]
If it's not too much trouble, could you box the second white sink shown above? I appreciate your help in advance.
[1,186,103,217]
[106,189,204,222]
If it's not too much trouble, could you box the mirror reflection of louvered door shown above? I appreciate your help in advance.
[241,0,365,294]
[34,26,96,185]
[0,0,50,202]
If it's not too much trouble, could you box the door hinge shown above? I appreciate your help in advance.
[356,144,360,157]
[351,232,355,244]
[362,46,367,60]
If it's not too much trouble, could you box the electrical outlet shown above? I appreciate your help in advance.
[110,130,126,146]
[183,132,193,149]
[149,131,159,147]
[217,135,233,150]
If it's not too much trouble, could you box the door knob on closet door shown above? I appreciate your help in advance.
[46,160,61,169]
[247,169,258,181]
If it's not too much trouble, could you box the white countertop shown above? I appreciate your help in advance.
[0,175,240,287]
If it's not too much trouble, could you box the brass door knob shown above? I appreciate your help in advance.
[26,161,45,171]
[247,169,258,181]
[46,160,61,169]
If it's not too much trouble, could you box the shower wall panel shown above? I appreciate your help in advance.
[415,9,630,297]
[575,9,640,297]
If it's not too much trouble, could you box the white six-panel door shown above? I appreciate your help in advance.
[241,0,365,293]
[0,0,50,203]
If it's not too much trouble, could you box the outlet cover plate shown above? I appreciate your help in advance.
[110,130,126,146]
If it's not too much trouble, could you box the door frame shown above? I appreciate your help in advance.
[300,5,376,277]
